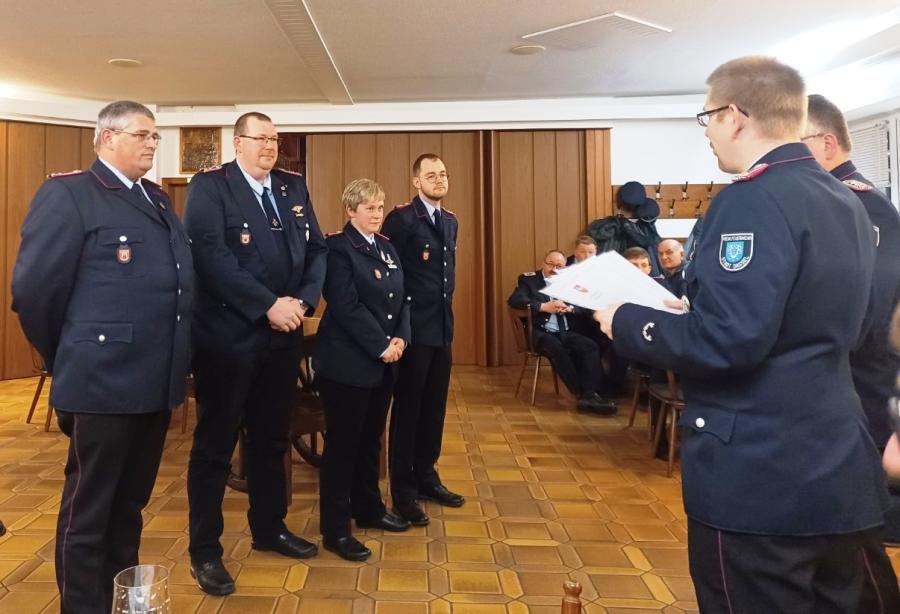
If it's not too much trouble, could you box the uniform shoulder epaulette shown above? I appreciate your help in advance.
[394,202,412,209]
[523,271,536,276]
[442,208,457,218]
[274,167,303,176]
[843,179,874,192]
[199,164,223,173]
[375,232,391,242]
[48,169,83,179]
[325,231,343,237]
[732,163,769,183]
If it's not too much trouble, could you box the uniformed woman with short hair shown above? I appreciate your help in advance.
[313,178,412,561]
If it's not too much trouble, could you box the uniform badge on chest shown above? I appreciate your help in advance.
[422,243,430,261]
[240,223,251,245]
[374,269,382,280]
[117,242,131,264]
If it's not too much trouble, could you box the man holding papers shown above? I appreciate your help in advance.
[508,250,617,414]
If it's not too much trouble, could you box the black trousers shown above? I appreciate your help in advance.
[317,371,393,538]
[187,346,301,564]
[688,517,900,614]
[532,329,604,397]
[389,344,452,503]
[55,410,170,614]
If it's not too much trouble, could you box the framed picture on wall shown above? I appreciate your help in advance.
[179,127,221,174]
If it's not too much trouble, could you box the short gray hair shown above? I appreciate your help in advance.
[94,100,155,150]
[342,178,385,211]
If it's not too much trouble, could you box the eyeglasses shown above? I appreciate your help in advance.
[544,261,565,270]
[113,130,162,144]
[238,135,282,146]
[420,172,449,183]
[696,105,750,127]
[800,133,825,141]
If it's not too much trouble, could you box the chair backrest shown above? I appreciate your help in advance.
[507,306,537,355]
[665,370,681,400]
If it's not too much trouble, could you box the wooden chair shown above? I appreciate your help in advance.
[647,370,685,477]
[25,346,54,432]
[625,363,653,440]
[507,306,559,405]
[561,580,583,613]
[175,374,195,433]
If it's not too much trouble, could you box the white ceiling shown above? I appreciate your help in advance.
[1,0,898,106]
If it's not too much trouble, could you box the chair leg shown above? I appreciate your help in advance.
[627,378,641,428]
[651,402,668,458]
[552,369,560,396]
[530,356,541,406]
[26,374,47,424]
[43,405,55,433]
[515,356,529,397]
[180,396,189,433]
[667,409,679,478]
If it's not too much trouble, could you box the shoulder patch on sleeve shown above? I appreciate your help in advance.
[199,164,223,173]
[719,233,754,271]
[48,169,83,179]
[843,179,874,192]
[732,163,769,183]
[523,271,536,276]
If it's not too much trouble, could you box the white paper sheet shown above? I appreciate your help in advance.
[541,252,682,313]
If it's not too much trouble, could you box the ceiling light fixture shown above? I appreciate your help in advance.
[107,58,143,68]
[510,44,545,56]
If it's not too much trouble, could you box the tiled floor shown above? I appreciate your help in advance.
[0,367,897,613]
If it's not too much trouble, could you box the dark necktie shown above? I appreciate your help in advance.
[433,208,443,237]
[261,187,282,231]
[261,186,292,291]
[130,182,154,208]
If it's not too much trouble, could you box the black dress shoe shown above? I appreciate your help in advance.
[392,501,430,526]
[323,535,371,561]
[418,484,465,507]
[356,512,411,532]
[576,392,618,415]
[190,559,235,596]
[251,531,318,559]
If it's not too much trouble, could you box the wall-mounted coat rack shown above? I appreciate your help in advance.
[610,181,728,219]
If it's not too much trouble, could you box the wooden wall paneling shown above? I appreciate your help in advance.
[160,178,190,218]
[342,133,377,184]
[532,131,559,261]
[45,126,82,176]
[556,130,586,248]
[408,134,443,167]
[0,121,6,378]
[441,131,484,366]
[305,134,345,235]
[585,129,612,222]
[495,131,536,366]
[80,128,96,169]
[4,122,46,379]
[376,133,412,209]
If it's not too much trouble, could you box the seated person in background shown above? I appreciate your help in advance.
[508,250,617,415]
[625,247,668,286]
[657,239,686,297]
[566,235,597,265]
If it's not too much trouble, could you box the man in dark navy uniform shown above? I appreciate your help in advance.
[12,100,194,614]
[596,57,899,613]
[381,153,464,526]
[183,112,327,595]
[657,239,687,297]
[508,250,617,414]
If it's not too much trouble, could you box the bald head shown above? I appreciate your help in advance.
[658,239,684,272]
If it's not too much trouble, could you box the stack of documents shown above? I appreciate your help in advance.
[542,251,681,314]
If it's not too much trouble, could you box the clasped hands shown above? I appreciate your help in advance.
[540,299,574,315]
[267,296,306,332]
[381,337,406,363]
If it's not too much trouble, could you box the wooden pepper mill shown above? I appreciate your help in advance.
[561,580,582,613]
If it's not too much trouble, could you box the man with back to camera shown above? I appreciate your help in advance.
[381,153,465,527]
[183,111,327,595]
[12,100,194,613]
[595,56,899,613]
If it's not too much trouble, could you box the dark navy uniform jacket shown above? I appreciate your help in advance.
[612,143,887,536]
[832,160,900,448]
[507,271,578,332]
[12,159,194,413]
[312,223,411,388]
[183,161,327,354]
[380,196,456,347]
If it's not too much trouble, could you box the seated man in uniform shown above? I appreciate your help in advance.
[657,239,686,297]
[566,235,597,265]
[508,250,617,414]
[623,246,652,275]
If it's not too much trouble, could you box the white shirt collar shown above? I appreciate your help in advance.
[419,194,440,218]
[98,156,138,190]
[236,160,272,196]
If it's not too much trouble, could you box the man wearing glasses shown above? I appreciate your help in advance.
[596,56,899,612]
[381,153,465,526]
[12,100,193,614]
[183,112,327,595]
[508,250,617,414]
